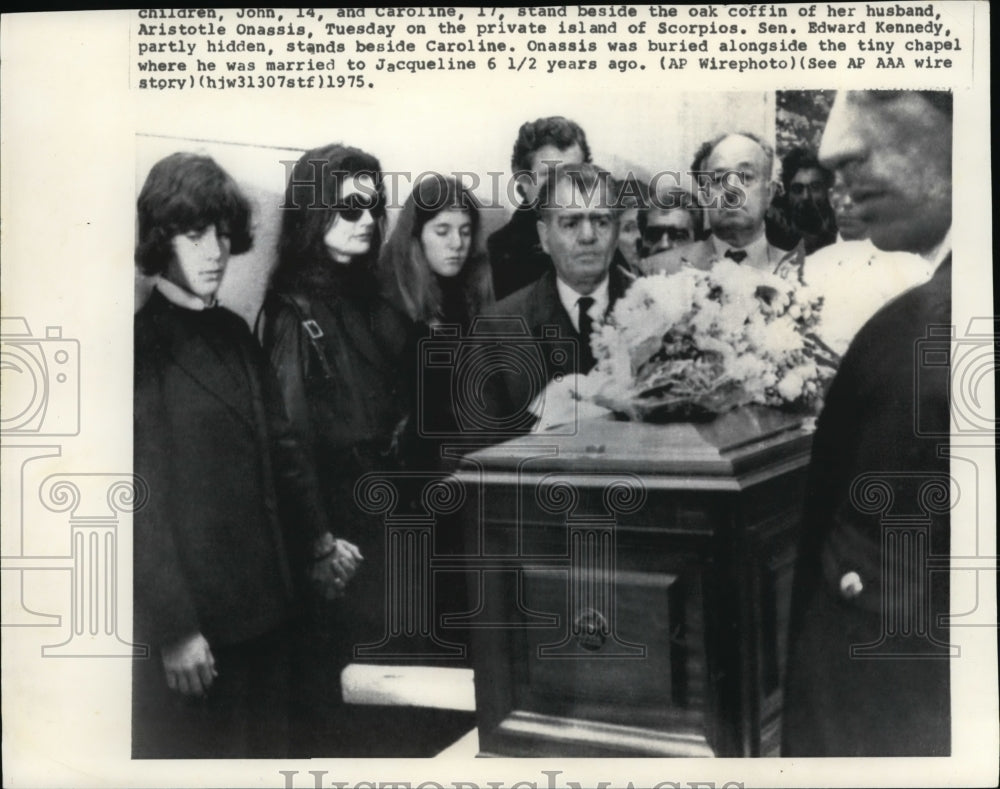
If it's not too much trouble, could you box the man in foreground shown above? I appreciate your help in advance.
[783,90,953,756]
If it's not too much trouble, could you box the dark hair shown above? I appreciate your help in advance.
[535,162,621,220]
[780,147,832,194]
[691,131,775,180]
[135,152,253,276]
[271,143,385,295]
[511,116,592,174]
[377,175,493,325]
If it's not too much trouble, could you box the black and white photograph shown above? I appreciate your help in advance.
[1,5,996,789]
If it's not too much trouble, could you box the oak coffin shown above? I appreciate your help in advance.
[450,406,813,757]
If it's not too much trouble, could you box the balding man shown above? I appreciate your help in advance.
[642,132,803,278]
[481,162,631,431]
[783,91,953,756]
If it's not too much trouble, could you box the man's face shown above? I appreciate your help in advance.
[642,208,695,256]
[702,134,775,243]
[165,224,231,303]
[788,167,833,233]
[518,143,585,203]
[537,177,618,295]
[819,91,952,254]
[829,173,868,241]
[788,167,829,207]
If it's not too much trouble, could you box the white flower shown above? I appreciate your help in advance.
[586,259,837,416]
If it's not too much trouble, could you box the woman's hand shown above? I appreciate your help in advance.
[310,533,364,600]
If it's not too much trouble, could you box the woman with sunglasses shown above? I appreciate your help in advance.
[259,143,412,755]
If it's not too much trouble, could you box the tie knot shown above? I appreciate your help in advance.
[724,248,748,263]
[578,296,595,312]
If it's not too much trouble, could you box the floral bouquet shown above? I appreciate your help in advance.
[585,259,840,422]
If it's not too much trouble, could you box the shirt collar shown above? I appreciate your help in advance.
[921,226,952,270]
[156,277,218,311]
[556,274,610,333]
[710,228,770,267]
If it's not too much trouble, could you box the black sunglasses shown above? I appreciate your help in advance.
[332,193,385,222]
[642,226,692,244]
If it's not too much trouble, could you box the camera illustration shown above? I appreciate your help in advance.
[916,317,997,437]
[418,316,578,438]
[1,317,80,436]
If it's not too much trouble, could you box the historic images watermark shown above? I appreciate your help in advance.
[0,315,146,658]
[840,317,999,656]
[277,162,759,213]
[278,769,745,789]
[350,465,648,663]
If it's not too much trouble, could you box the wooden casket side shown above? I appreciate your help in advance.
[454,406,812,757]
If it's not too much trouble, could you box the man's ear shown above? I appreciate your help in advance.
[514,175,527,202]
[765,178,778,203]
[537,218,550,255]
[514,172,535,203]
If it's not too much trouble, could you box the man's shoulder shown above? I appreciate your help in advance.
[488,208,538,254]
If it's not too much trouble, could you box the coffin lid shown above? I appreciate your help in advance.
[462,405,813,479]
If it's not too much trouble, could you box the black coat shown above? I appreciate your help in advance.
[782,258,952,756]
[487,204,552,300]
[133,289,328,650]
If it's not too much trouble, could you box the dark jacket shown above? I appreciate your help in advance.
[487,204,551,300]
[259,286,412,508]
[259,283,414,651]
[133,288,328,650]
[783,257,952,756]
[479,265,631,432]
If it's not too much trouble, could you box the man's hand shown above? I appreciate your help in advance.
[161,632,216,697]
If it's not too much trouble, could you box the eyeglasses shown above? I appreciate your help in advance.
[642,226,692,245]
[332,193,385,222]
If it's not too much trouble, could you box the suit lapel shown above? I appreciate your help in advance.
[148,293,258,432]
[608,264,633,314]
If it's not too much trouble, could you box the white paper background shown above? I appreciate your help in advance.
[1,5,995,788]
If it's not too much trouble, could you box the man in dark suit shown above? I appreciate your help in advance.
[482,162,631,429]
[488,116,592,299]
[132,153,360,758]
[782,91,953,756]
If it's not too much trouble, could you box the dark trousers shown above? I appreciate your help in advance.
[132,627,290,759]
[783,585,950,756]
[287,598,351,756]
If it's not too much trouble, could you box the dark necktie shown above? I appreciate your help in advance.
[724,248,748,263]
[577,296,596,373]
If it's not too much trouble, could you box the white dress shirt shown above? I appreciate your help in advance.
[156,277,218,310]
[555,275,610,333]
[710,229,772,271]
[922,226,952,270]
